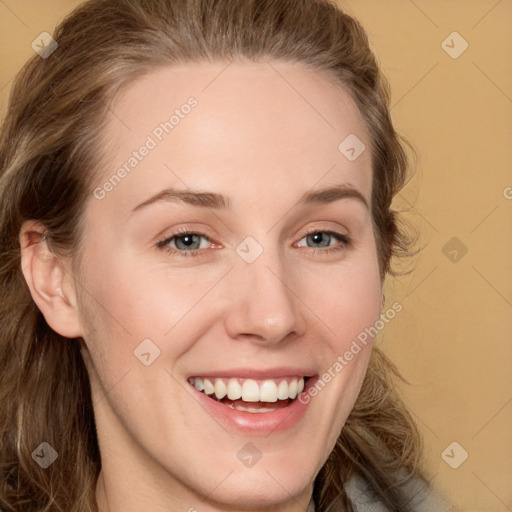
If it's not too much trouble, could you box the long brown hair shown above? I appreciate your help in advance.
[0,1,425,510]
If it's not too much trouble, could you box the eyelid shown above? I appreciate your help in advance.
[293,228,351,254]
[155,228,220,254]
[155,225,351,258]
[296,226,350,243]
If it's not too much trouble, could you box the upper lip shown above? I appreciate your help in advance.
[187,367,317,379]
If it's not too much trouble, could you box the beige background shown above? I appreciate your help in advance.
[1,1,511,511]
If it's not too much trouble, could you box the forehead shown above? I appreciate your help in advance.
[93,60,372,216]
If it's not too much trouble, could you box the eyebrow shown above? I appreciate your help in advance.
[130,183,369,214]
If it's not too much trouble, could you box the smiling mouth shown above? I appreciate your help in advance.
[188,376,310,413]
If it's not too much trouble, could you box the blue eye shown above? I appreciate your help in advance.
[295,230,350,255]
[156,231,212,257]
[155,229,350,258]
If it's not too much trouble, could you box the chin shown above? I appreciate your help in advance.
[205,468,313,510]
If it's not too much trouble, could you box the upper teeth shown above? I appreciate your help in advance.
[188,377,305,403]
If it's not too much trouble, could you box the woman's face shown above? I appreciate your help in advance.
[75,61,382,510]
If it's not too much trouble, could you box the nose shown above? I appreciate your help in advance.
[223,254,306,346]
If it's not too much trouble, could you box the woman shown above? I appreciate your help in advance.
[0,0,452,510]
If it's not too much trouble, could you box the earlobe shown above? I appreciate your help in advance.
[19,221,83,338]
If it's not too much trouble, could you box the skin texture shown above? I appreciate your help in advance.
[20,61,383,512]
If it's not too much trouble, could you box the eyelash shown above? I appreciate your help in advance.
[155,227,351,258]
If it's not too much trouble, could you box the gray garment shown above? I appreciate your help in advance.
[308,474,453,512]
[345,473,453,511]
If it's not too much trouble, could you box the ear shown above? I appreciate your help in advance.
[19,221,83,338]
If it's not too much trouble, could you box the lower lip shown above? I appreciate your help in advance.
[189,377,318,435]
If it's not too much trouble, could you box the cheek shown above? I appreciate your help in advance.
[76,251,227,374]
[296,252,381,403]
[297,257,382,343]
